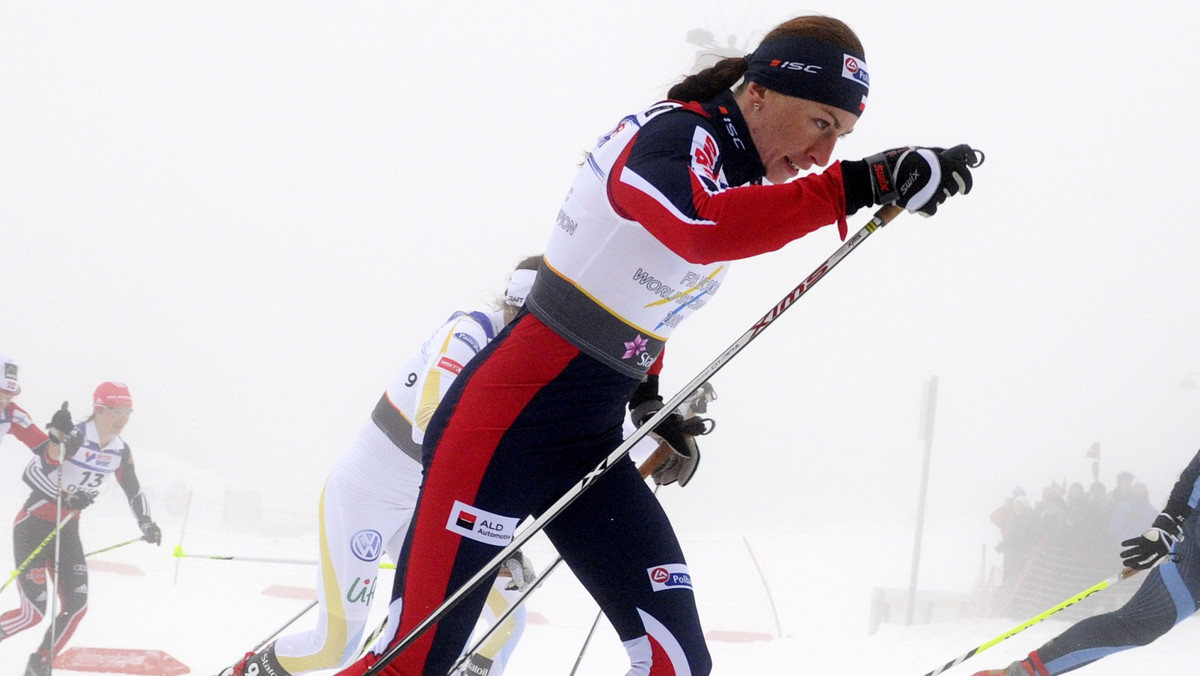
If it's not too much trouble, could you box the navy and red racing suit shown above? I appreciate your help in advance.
[345,90,861,676]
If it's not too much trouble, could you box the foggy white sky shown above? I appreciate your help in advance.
[4,0,1200,586]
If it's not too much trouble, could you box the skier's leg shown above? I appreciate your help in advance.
[1014,511,1200,675]
[230,426,425,676]
[457,578,526,676]
[37,518,87,661]
[355,317,635,676]
[0,513,53,641]
[547,458,710,676]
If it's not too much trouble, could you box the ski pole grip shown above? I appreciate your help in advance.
[638,441,675,479]
[876,203,903,225]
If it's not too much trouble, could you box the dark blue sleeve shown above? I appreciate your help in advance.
[619,109,724,220]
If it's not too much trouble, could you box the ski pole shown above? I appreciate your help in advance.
[359,615,390,659]
[0,513,77,595]
[445,556,567,675]
[365,205,906,676]
[919,566,1144,676]
[567,611,604,676]
[86,536,143,557]
[171,545,396,569]
[50,448,66,675]
[368,206,902,675]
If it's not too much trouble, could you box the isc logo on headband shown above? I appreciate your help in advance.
[769,59,821,74]
[842,55,869,88]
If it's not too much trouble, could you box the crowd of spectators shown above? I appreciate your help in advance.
[987,471,1158,618]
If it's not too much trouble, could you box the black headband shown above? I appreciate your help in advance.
[745,35,870,117]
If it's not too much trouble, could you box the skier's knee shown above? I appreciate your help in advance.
[622,629,710,676]
[1122,610,1173,646]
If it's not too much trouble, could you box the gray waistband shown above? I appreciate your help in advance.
[526,266,663,378]
[370,394,423,464]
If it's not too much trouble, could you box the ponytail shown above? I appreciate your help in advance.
[667,55,749,102]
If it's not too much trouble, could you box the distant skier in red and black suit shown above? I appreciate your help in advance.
[0,382,161,676]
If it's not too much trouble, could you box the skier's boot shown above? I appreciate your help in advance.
[971,653,1043,676]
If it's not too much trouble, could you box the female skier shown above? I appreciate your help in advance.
[2,382,161,676]
[344,13,981,676]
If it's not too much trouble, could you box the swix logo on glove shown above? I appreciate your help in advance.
[900,167,924,193]
[446,500,519,546]
[872,162,891,193]
[647,563,692,592]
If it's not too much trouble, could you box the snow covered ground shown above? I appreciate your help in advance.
[1,448,1196,675]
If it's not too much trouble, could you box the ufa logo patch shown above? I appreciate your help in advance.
[446,500,519,546]
[647,563,692,592]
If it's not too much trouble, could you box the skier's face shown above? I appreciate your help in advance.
[95,405,132,437]
[744,83,857,184]
[0,391,12,408]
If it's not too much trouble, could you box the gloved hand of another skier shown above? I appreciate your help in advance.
[1120,511,1185,570]
[62,490,94,511]
[139,518,162,546]
[864,144,980,217]
[46,401,75,442]
[501,550,536,591]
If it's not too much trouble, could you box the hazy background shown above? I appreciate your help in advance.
[4,0,1200,598]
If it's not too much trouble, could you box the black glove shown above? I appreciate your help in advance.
[46,401,74,442]
[864,144,981,217]
[139,518,162,546]
[61,490,95,511]
[1120,511,1185,570]
[631,400,711,487]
